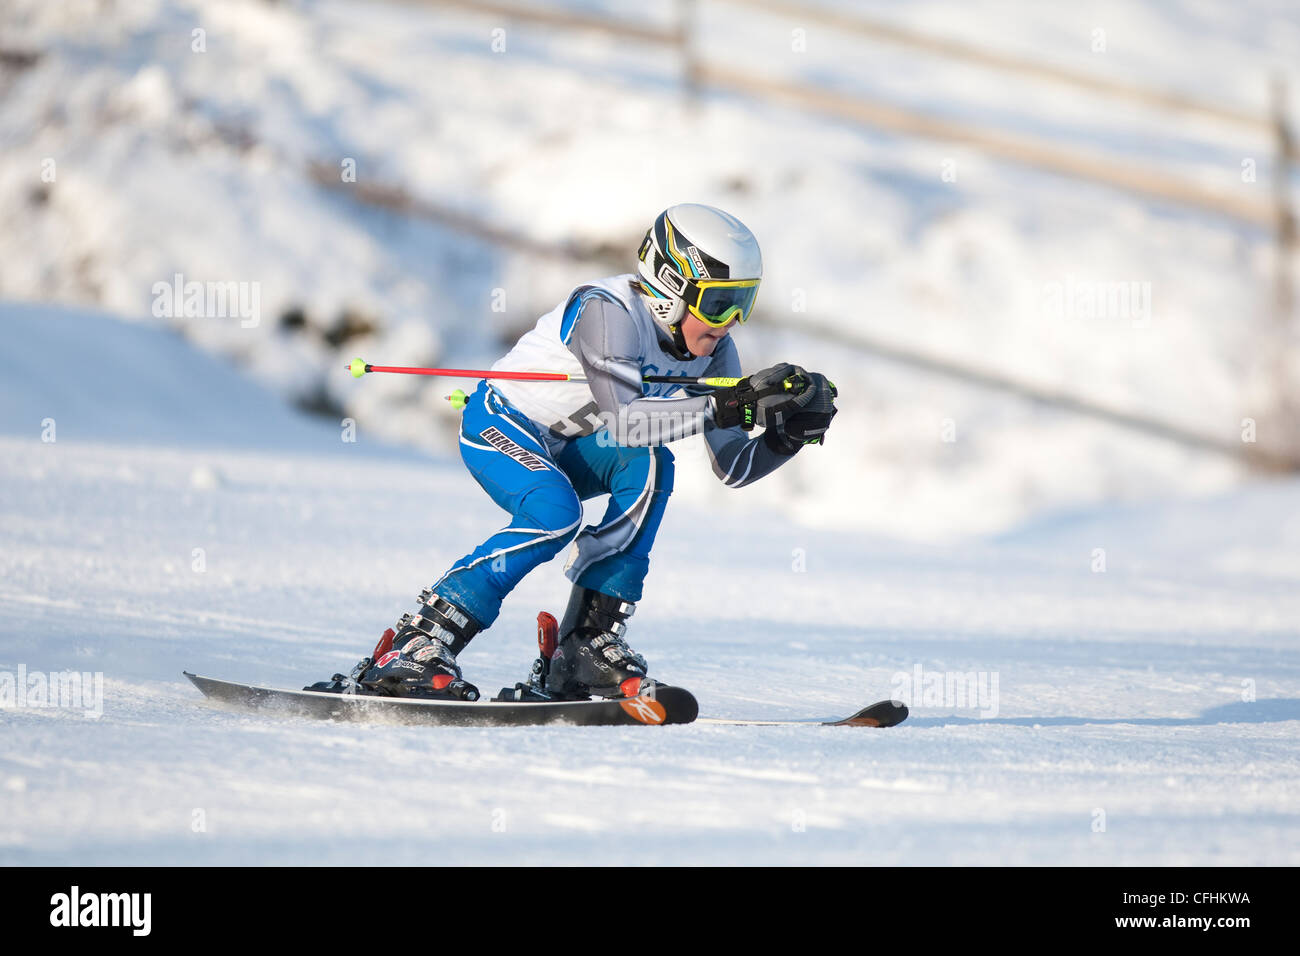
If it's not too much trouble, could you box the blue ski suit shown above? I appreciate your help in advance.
[430,275,798,628]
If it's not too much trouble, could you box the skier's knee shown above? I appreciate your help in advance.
[516,486,582,546]
[649,445,675,494]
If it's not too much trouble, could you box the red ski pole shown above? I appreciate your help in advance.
[348,358,579,384]
[344,357,816,410]
[347,357,747,389]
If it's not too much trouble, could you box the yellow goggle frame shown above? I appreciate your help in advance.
[683,277,761,328]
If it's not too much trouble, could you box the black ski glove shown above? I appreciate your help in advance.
[765,374,839,455]
[711,362,807,430]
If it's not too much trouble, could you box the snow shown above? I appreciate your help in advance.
[3,0,1299,865]
[3,0,1296,539]
[2,303,1298,864]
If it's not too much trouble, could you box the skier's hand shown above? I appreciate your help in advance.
[766,373,839,453]
[786,407,838,443]
[754,369,834,429]
[795,371,837,414]
[712,362,807,430]
[748,362,806,395]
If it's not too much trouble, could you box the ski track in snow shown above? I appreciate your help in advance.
[2,306,1299,864]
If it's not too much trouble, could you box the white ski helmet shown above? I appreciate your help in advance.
[636,204,762,352]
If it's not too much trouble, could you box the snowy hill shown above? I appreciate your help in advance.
[2,302,1297,865]
[3,0,1296,538]
[0,302,343,451]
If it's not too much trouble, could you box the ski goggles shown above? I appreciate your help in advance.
[683,278,760,327]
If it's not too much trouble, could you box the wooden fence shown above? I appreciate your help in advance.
[333,0,1298,467]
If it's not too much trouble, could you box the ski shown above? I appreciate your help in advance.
[183,671,698,727]
[185,673,906,729]
[698,699,909,728]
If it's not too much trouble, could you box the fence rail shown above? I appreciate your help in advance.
[398,0,684,45]
[340,0,1297,468]
[722,0,1296,154]
[307,161,625,266]
[698,63,1279,229]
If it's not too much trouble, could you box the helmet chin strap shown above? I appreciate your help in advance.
[665,325,696,361]
[639,289,696,359]
[666,322,694,360]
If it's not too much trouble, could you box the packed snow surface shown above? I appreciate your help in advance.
[2,305,1297,865]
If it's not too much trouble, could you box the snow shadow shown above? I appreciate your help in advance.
[904,697,1300,727]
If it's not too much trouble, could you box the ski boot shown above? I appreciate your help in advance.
[543,586,649,700]
[338,590,482,701]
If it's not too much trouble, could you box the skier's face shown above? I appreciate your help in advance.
[680,313,737,357]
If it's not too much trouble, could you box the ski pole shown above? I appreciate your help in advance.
[346,358,755,409]
[348,358,580,383]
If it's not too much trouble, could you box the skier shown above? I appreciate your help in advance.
[354,204,838,701]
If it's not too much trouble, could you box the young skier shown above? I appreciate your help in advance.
[351,204,838,701]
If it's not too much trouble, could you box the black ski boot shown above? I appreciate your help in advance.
[358,590,482,701]
[544,586,649,699]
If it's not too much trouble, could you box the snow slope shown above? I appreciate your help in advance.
[2,303,1297,865]
[2,0,1293,539]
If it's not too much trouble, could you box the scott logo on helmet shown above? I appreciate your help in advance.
[686,245,710,279]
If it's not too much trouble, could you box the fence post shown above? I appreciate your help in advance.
[1268,74,1297,466]
[677,0,700,110]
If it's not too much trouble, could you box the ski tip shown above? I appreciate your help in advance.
[825,699,909,728]
[663,685,699,724]
[637,684,698,725]
[183,671,214,694]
